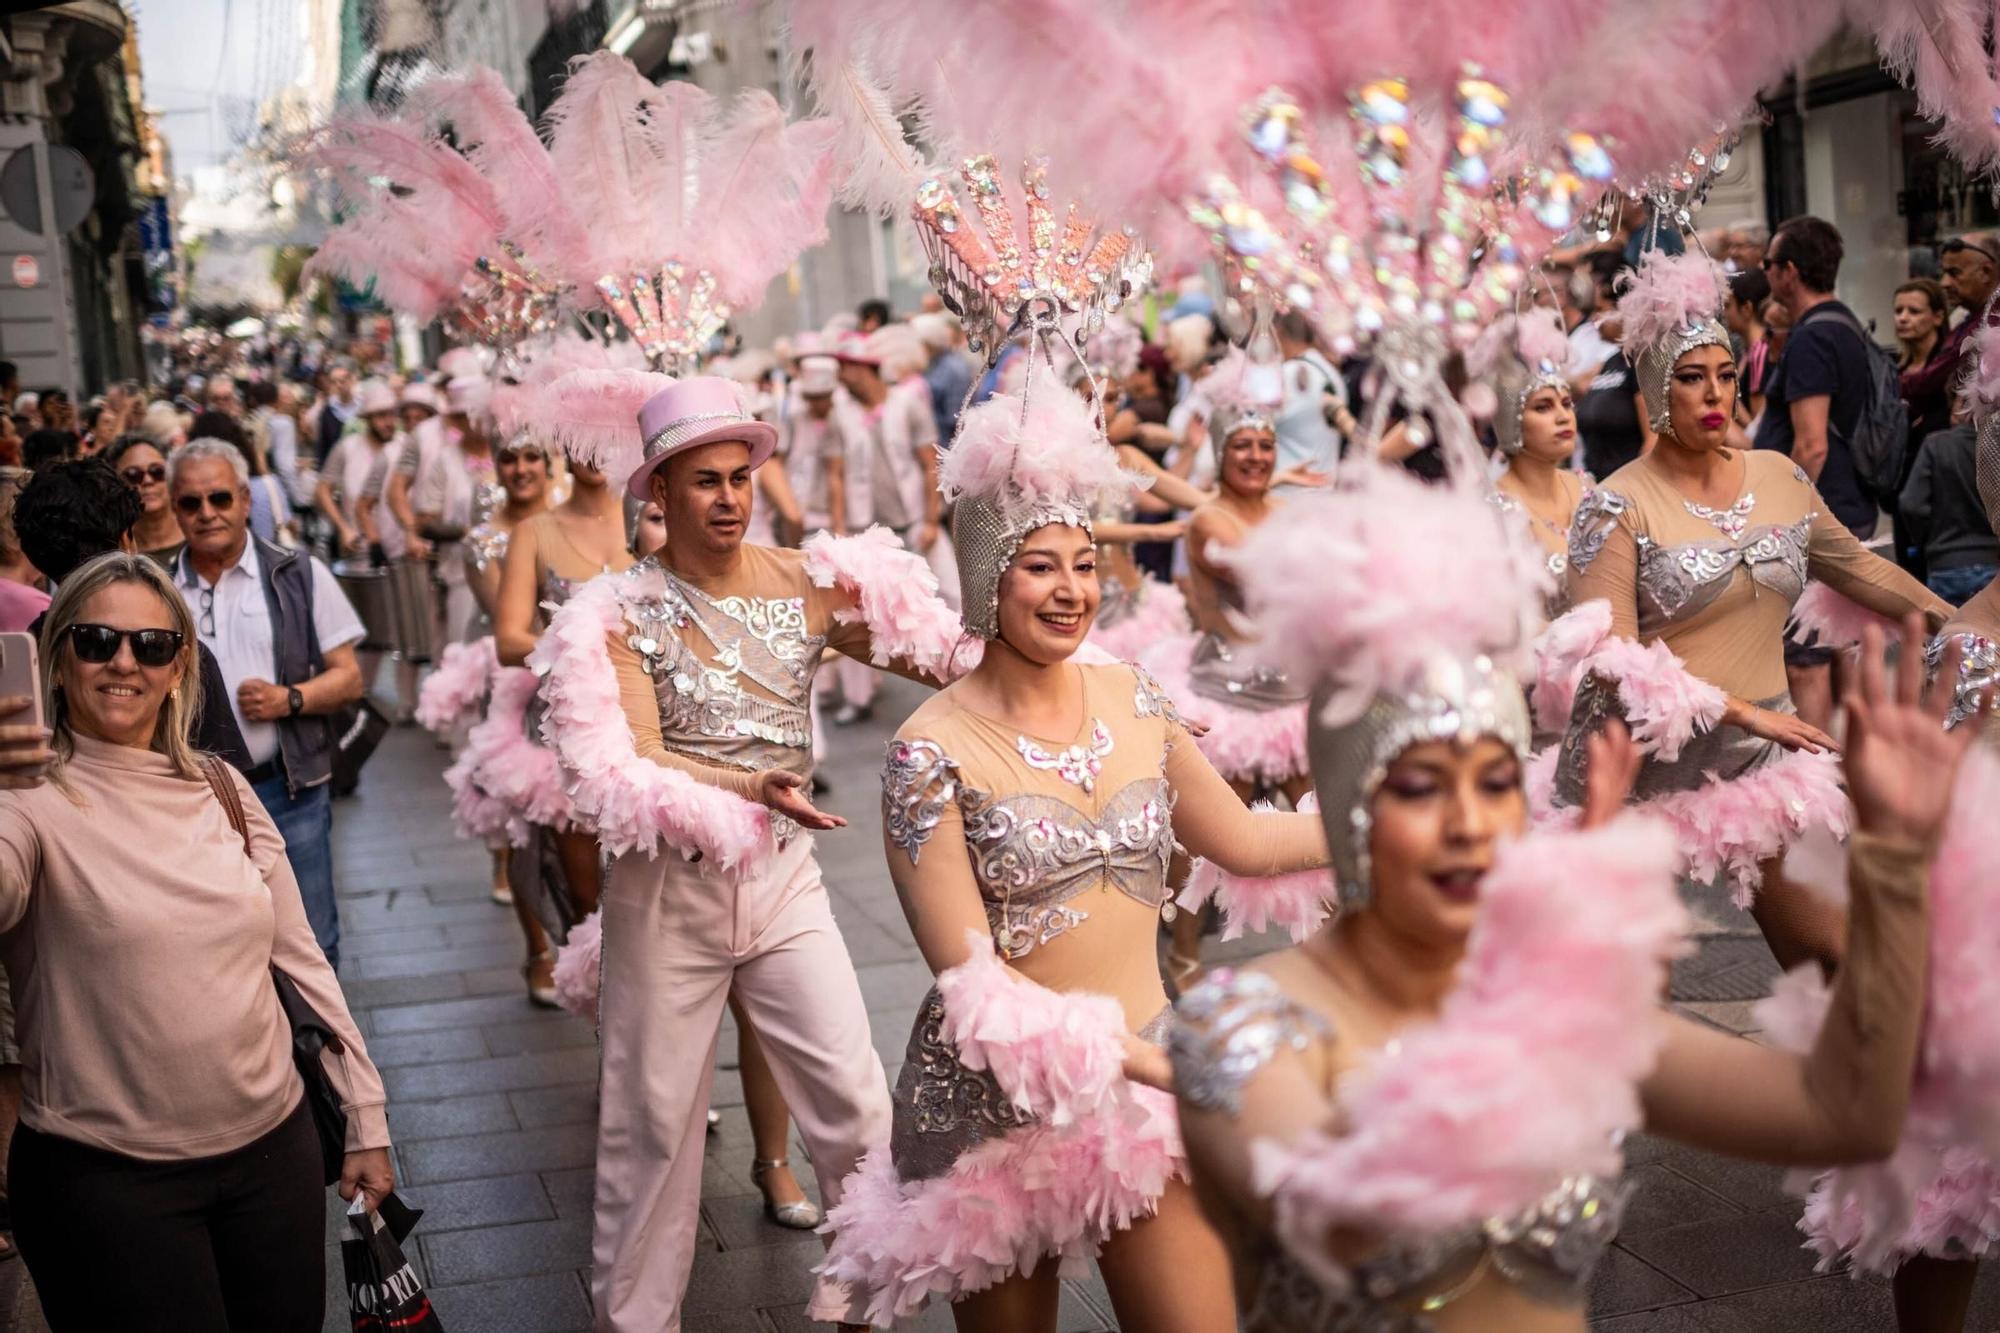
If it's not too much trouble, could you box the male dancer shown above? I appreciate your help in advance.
[581,377,943,1331]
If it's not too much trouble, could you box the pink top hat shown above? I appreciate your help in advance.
[356,380,399,415]
[628,375,779,500]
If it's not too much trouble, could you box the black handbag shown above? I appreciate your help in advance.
[331,697,391,798]
[202,757,350,1185]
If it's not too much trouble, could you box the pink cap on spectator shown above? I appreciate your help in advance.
[796,356,839,396]
[400,382,440,413]
[357,381,398,415]
[628,376,778,499]
[445,376,490,417]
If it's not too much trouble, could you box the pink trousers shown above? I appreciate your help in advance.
[590,834,891,1331]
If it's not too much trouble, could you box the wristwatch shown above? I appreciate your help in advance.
[286,686,304,717]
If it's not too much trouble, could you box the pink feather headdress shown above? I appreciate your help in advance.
[1617,251,1730,433]
[1201,347,1283,446]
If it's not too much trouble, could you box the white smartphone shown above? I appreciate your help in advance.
[0,633,44,733]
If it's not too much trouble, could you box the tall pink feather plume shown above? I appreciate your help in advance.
[527,567,773,876]
[937,361,1143,511]
[935,930,1130,1125]
[538,368,675,482]
[414,637,498,734]
[1864,0,2000,177]
[305,232,462,324]
[1221,465,1550,726]
[1179,795,1334,943]
[1251,813,1687,1253]
[542,53,701,283]
[1615,252,1728,352]
[492,334,649,439]
[407,66,594,280]
[695,92,837,308]
[800,528,981,681]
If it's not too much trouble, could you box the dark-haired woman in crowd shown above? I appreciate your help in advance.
[104,435,184,566]
[1723,268,1773,427]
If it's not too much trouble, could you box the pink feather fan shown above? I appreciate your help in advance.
[937,359,1143,513]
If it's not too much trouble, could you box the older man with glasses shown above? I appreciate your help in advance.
[170,438,366,966]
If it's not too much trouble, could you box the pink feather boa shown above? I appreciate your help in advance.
[1790,581,1903,651]
[1578,636,1728,762]
[935,934,1129,1125]
[552,907,601,1021]
[1179,794,1333,943]
[441,667,572,847]
[1753,748,2000,1273]
[528,567,773,877]
[1251,814,1687,1262]
[818,1083,1184,1323]
[415,637,498,735]
[1087,578,1190,665]
[800,527,981,681]
[1137,631,1309,786]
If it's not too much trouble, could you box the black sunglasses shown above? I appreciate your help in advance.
[173,489,238,516]
[66,623,184,667]
[121,463,167,485]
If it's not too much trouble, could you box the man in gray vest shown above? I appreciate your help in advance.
[171,438,366,965]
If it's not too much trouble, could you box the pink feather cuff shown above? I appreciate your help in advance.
[1529,600,1614,736]
[1578,636,1728,762]
[1790,581,1904,651]
[1179,795,1333,943]
[528,568,773,878]
[552,908,602,1021]
[817,1085,1184,1323]
[801,527,980,681]
[935,933,1129,1125]
[415,637,498,735]
[1250,814,1686,1264]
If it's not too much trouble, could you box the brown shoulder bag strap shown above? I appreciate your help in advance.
[200,755,253,858]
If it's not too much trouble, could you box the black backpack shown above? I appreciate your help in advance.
[1803,304,1909,505]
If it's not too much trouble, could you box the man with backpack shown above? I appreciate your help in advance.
[1754,215,1900,541]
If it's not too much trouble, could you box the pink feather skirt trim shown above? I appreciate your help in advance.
[817,1087,1185,1323]
[1138,633,1309,787]
[1641,747,1849,909]
[441,667,570,847]
[552,907,601,1021]
[1088,579,1191,665]
[415,636,498,735]
[527,569,773,878]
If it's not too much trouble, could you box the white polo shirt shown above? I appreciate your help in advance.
[174,541,366,767]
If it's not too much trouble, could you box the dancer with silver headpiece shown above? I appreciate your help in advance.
[1167,443,1980,1332]
[818,359,1329,1332]
[1551,250,1951,970]
[1477,309,1593,615]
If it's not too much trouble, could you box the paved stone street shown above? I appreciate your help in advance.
[2,672,1997,1331]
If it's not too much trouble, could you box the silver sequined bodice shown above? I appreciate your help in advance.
[464,522,510,576]
[1569,478,1812,634]
[1927,631,2000,734]
[1190,631,1309,711]
[884,741,1173,957]
[1173,970,1622,1331]
[621,558,823,803]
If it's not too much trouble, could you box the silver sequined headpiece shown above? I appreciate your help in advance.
[953,494,1097,641]
[1631,315,1730,434]
[1490,353,1570,457]
[1308,653,1532,908]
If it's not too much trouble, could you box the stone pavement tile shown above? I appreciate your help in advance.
[510,1082,602,1129]
[382,1046,598,1100]
[445,916,535,947]
[389,1091,520,1141]
[758,1278,1112,1331]
[1675,1274,1892,1330]
[350,939,526,980]
[341,971,471,1010]
[541,1166,597,1219]
[1588,1246,1700,1319]
[421,1214,595,1286]
[345,922,453,955]
[1653,1148,1795,1213]
[372,991,578,1035]
[1589,1305,1713,1331]
[702,1192,826,1251]
[423,1271,592,1333]
[400,1122,599,1185]
[485,1014,599,1056]
[466,963,548,997]
[683,1314,765,1333]
[406,1173,558,1233]
[1618,1209,1824,1297]
[1615,1163,1745,1236]
[681,1238,824,1314]
[364,1025,489,1068]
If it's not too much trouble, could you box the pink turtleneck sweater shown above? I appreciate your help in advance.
[0,732,389,1161]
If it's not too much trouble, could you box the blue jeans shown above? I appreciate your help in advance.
[251,775,339,969]
[1928,564,1998,605]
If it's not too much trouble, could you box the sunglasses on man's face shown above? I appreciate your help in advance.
[66,623,184,668]
[121,463,167,485]
[173,489,238,516]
